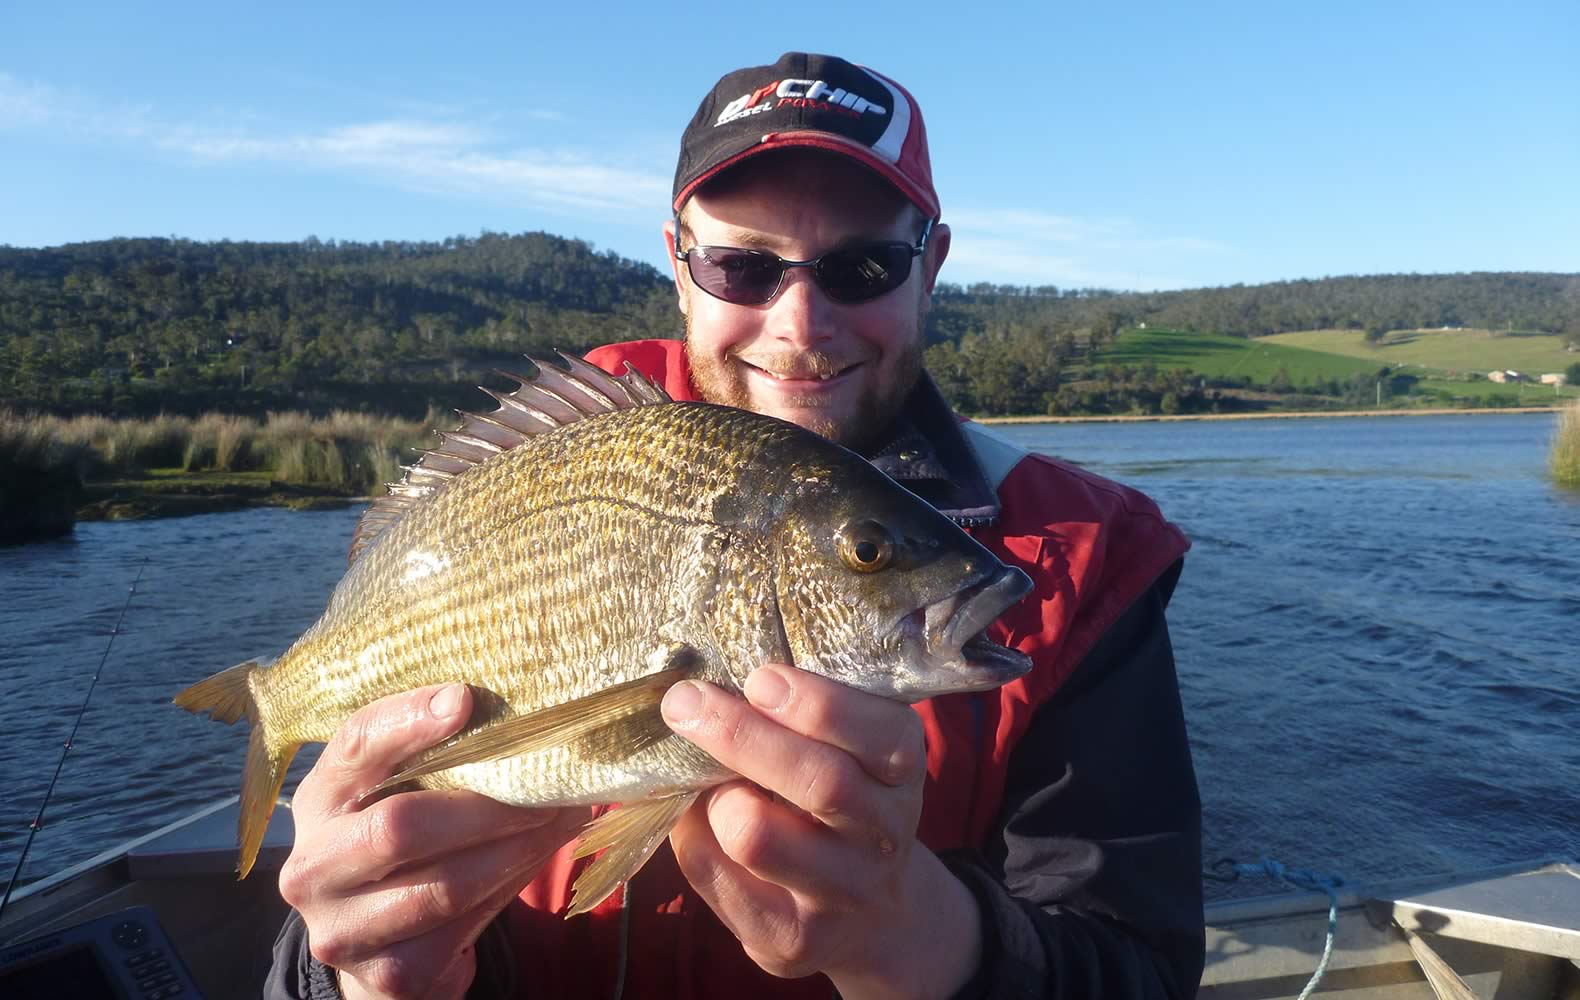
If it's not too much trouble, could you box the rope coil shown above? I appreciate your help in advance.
[1209,857,1344,1000]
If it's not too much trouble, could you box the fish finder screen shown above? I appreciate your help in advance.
[0,942,120,999]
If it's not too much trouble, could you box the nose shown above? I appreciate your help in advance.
[763,266,837,349]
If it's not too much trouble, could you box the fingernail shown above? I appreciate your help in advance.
[429,684,464,719]
[745,667,789,711]
[662,681,704,725]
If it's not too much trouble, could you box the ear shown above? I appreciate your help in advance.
[663,219,690,317]
[918,221,951,310]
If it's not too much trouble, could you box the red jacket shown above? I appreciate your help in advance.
[499,340,1191,999]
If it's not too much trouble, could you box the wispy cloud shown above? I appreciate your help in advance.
[945,207,1229,290]
[0,73,663,215]
[0,73,65,129]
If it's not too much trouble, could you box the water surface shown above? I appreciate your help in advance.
[2,412,1576,899]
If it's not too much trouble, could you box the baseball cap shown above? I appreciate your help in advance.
[672,52,940,220]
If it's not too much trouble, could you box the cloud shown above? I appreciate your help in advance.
[0,74,64,128]
[944,207,1229,290]
[0,74,663,215]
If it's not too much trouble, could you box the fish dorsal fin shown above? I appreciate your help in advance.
[347,352,670,564]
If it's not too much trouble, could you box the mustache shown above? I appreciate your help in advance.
[729,348,876,379]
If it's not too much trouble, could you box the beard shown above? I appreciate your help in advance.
[684,316,925,454]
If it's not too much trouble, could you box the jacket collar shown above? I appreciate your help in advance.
[863,373,1001,527]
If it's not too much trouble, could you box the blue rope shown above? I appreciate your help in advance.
[1217,858,1344,1000]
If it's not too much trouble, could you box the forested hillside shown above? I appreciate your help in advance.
[940,272,1580,341]
[0,233,679,415]
[3,233,1577,416]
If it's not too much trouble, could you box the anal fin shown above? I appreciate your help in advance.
[567,792,700,918]
[362,665,688,802]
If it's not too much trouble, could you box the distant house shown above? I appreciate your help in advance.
[1488,370,1529,383]
[1540,373,1568,386]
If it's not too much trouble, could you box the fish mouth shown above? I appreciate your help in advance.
[918,566,1034,685]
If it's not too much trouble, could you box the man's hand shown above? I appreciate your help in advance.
[661,665,983,1000]
[278,684,589,1000]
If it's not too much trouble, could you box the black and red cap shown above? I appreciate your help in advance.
[673,52,940,219]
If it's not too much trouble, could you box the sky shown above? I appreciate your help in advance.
[2,2,1576,291]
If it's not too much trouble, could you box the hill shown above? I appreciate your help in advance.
[0,233,679,416]
[1093,328,1384,383]
[3,233,1578,417]
[1090,326,1580,413]
[1261,328,1576,375]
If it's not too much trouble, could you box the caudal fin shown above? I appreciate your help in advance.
[174,658,299,879]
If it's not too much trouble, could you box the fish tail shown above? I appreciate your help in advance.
[173,658,264,725]
[237,725,298,879]
[173,657,295,878]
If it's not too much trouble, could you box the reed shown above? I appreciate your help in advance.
[258,409,432,493]
[3,409,440,492]
[0,410,96,472]
[182,413,258,472]
[0,410,95,543]
[1553,400,1580,488]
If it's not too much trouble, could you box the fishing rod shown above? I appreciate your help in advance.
[0,556,149,930]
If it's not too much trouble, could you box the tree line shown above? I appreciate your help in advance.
[2,233,1576,417]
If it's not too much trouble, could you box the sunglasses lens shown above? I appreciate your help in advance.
[814,244,914,303]
[688,247,783,304]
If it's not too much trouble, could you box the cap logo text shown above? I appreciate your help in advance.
[715,78,887,127]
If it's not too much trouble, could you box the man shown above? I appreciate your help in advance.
[270,52,1202,1000]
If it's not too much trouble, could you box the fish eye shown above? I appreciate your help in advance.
[837,520,896,573]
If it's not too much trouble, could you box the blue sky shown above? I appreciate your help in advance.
[3,2,1575,291]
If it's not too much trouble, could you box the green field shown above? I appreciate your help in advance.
[1262,328,1577,376]
[1414,377,1576,404]
[1094,328,1385,383]
[1096,327,1580,403]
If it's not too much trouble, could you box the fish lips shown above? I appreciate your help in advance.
[921,566,1034,690]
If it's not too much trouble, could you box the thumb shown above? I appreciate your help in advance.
[296,684,472,817]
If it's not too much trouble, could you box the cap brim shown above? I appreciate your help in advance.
[673,131,940,220]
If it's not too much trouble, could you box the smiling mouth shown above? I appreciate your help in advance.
[742,360,861,383]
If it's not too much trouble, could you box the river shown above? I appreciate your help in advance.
[2,412,1577,898]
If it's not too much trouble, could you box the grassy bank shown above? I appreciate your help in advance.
[1091,327,1580,413]
[1,409,440,538]
[1553,401,1580,488]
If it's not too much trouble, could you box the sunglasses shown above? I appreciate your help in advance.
[675,218,933,306]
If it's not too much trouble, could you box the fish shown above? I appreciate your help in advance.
[174,353,1034,916]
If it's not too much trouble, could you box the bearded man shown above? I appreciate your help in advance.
[269,53,1204,1000]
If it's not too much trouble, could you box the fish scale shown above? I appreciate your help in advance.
[175,360,1034,914]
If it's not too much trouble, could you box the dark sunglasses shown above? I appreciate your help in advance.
[675,218,933,306]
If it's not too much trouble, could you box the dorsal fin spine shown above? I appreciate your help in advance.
[346,353,673,566]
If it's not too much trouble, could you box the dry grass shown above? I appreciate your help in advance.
[1,409,96,472]
[2,409,440,492]
[1553,400,1580,488]
[257,409,432,492]
[183,413,259,471]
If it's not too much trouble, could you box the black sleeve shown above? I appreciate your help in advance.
[264,909,345,1000]
[944,559,1204,1000]
[265,906,518,1000]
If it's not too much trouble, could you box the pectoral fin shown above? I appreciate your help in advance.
[567,792,700,917]
[361,666,688,802]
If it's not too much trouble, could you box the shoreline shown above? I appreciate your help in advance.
[976,405,1565,425]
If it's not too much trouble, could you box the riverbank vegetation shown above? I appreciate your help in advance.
[0,409,438,540]
[1,409,433,490]
[1553,401,1580,488]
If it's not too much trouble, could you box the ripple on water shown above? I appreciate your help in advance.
[8,415,1580,894]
